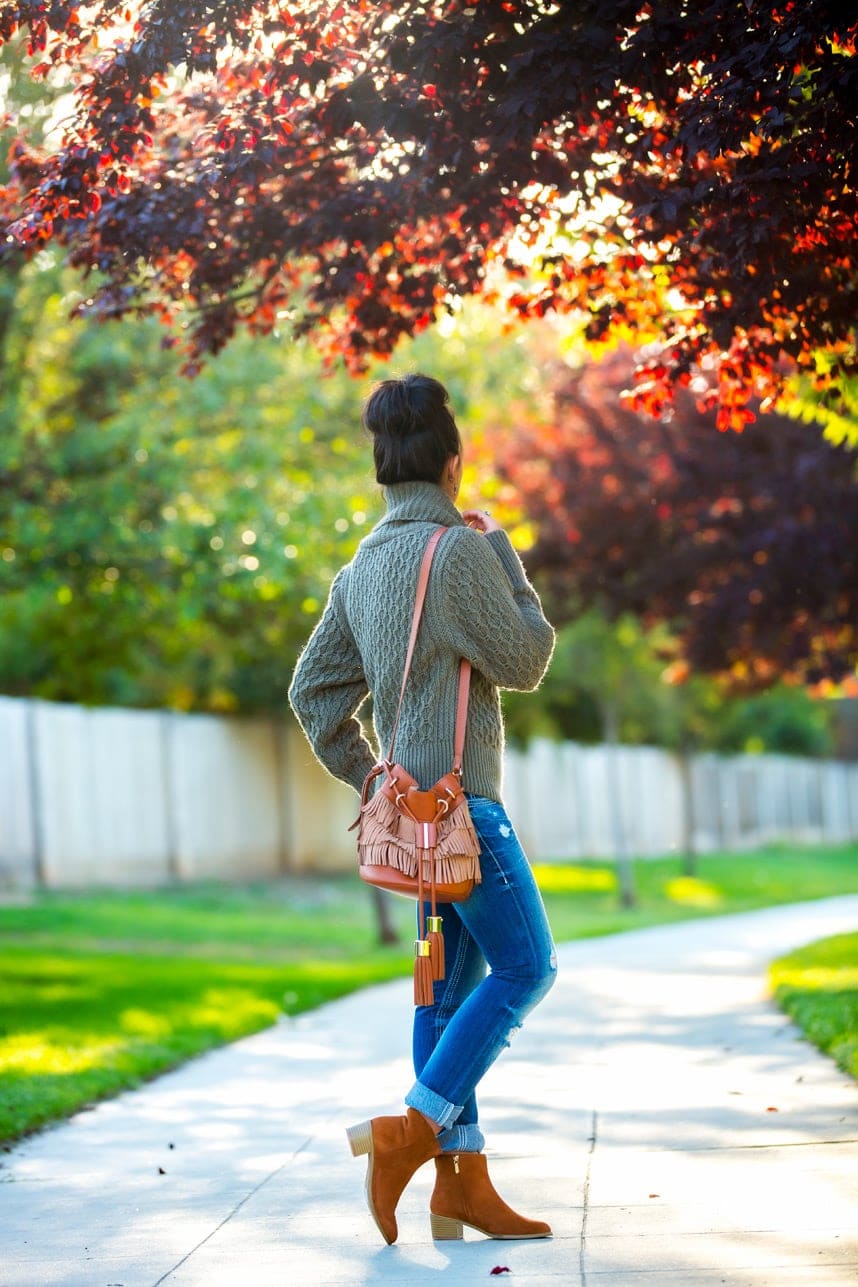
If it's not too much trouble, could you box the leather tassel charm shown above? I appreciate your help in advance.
[427,915,445,982]
[414,939,435,1007]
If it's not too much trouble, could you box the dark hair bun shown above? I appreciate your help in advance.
[363,374,462,485]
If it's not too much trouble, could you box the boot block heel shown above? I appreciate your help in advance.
[346,1120,373,1157]
[430,1212,464,1240]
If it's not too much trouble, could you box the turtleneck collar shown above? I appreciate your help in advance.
[377,480,466,530]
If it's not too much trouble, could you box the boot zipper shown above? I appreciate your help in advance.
[453,1153,460,1174]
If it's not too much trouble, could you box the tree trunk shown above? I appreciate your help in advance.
[369,885,400,945]
[602,698,636,908]
[677,746,697,876]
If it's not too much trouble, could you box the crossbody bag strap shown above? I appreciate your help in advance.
[385,526,471,774]
[452,658,471,777]
[385,526,448,764]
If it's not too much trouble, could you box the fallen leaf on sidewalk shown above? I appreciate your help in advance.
[490,1268,511,1276]
[766,1106,779,1112]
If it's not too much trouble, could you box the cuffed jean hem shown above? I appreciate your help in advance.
[405,1081,462,1130]
[438,1123,485,1154]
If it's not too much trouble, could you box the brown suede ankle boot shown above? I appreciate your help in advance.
[346,1108,441,1245]
[429,1152,552,1240]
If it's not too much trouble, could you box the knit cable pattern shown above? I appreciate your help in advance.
[288,481,555,799]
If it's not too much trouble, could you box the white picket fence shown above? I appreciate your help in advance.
[1,695,856,888]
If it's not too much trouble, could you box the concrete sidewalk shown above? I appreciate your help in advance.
[2,897,857,1287]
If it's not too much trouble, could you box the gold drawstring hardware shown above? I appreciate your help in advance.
[427,914,445,982]
[413,937,434,1006]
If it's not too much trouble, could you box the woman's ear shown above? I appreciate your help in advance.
[444,454,462,499]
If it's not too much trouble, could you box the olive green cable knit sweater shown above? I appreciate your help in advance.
[288,481,555,803]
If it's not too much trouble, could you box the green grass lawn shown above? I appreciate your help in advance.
[2,842,856,1144]
[769,931,858,1080]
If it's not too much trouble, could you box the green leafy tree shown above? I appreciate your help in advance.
[0,254,380,709]
[0,253,543,711]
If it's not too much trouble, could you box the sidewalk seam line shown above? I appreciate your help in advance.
[579,1108,597,1287]
[150,1133,314,1287]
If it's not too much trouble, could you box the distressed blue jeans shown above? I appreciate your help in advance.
[405,795,557,1153]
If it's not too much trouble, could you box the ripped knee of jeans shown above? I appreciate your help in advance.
[529,949,558,1007]
[495,948,557,999]
[502,1020,523,1051]
[533,945,559,991]
[539,951,558,1000]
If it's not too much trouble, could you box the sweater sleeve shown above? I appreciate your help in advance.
[435,527,555,691]
[287,570,377,794]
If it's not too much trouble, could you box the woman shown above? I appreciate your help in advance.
[288,373,557,1245]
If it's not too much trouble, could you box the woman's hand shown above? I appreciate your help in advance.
[461,508,503,535]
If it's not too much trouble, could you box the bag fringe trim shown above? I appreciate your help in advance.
[356,789,482,884]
